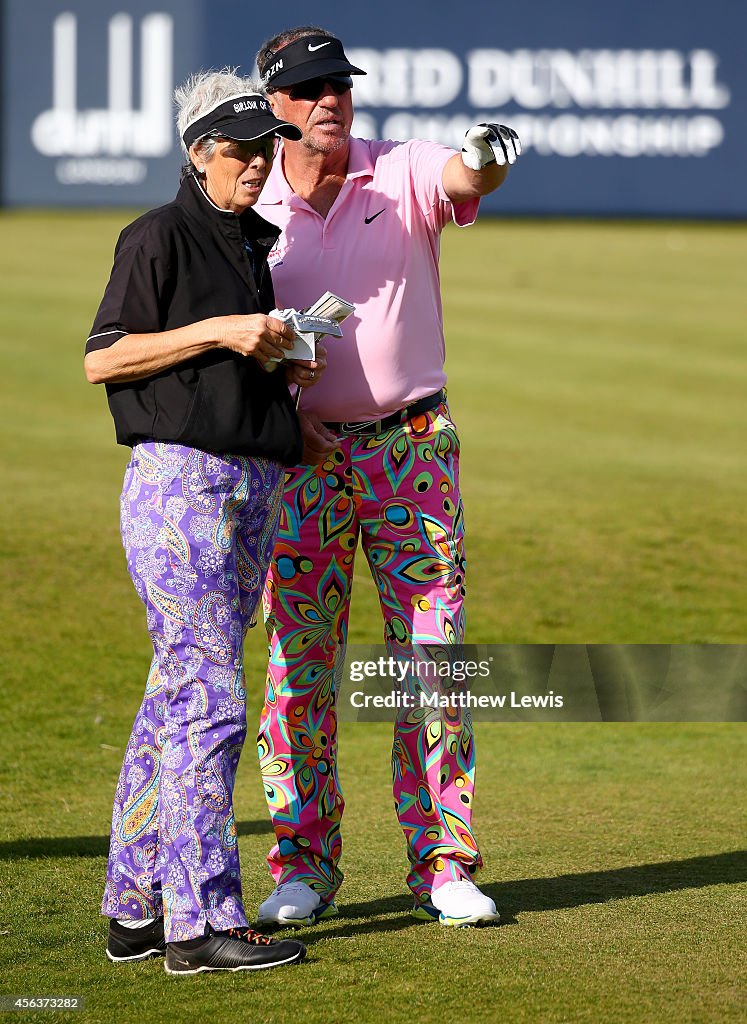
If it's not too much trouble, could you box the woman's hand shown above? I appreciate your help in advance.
[217,314,296,369]
[284,343,328,389]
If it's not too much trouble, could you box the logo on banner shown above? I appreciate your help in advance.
[31,12,175,185]
[348,47,732,158]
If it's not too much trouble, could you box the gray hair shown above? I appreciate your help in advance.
[174,68,261,160]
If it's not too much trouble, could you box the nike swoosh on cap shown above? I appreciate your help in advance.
[308,42,332,51]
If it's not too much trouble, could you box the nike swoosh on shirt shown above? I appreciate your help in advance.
[308,42,332,51]
[364,209,385,224]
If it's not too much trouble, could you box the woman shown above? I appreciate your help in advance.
[86,70,322,975]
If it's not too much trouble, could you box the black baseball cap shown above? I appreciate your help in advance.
[182,93,302,150]
[261,34,366,91]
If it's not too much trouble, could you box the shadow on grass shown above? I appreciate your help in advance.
[0,819,273,860]
[3,838,744,941]
[304,849,747,939]
[483,849,747,923]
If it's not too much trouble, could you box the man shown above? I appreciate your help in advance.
[253,26,521,929]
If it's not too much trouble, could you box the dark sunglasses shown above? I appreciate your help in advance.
[286,77,352,102]
[211,134,278,160]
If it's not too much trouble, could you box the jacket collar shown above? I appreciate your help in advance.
[176,172,280,249]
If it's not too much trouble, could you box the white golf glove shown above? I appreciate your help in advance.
[461,123,522,169]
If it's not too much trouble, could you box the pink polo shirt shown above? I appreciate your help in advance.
[257,137,479,421]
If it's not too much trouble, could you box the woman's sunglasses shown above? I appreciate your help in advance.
[211,135,278,160]
[286,77,353,102]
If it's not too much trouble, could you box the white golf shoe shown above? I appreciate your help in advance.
[415,879,499,927]
[256,881,339,929]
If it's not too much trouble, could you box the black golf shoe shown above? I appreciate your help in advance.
[164,926,306,975]
[106,918,166,962]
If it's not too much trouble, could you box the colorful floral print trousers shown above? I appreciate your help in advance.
[102,442,283,941]
[260,403,482,907]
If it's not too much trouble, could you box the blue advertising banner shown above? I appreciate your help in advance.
[2,0,201,206]
[3,0,744,215]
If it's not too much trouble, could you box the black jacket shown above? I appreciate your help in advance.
[86,174,302,465]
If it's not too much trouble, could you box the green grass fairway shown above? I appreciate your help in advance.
[1,213,745,1022]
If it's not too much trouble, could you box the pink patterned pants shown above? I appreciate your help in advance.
[259,402,482,906]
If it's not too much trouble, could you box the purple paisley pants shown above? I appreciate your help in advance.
[101,442,283,941]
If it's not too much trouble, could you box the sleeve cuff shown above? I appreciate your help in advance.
[85,329,128,353]
[451,195,480,228]
[433,158,481,227]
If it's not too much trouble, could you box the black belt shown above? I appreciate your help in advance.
[323,389,445,436]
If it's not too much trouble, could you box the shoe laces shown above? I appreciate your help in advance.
[274,881,314,895]
[226,927,274,946]
[434,879,479,897]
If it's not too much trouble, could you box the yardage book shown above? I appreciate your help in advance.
[268,291,355,364]
[304,291,355,323]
